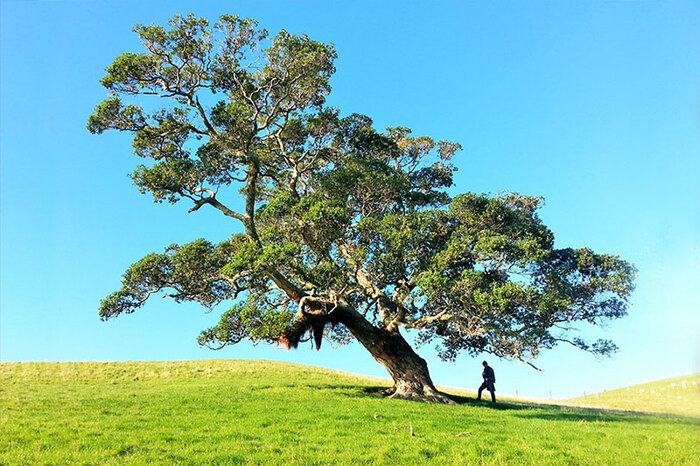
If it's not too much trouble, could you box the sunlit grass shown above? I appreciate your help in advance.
[562,373,700,418]
[1,360,698,464]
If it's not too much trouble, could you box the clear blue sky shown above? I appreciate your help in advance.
[1,0,698,399]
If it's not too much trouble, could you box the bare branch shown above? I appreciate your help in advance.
[408,311,453,329]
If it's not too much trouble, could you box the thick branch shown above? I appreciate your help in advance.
[243,158,261,240]
[191,95,218,136]
[339,245,400,329]
[187,195,246,222]
[265,268,305,302]
[408,311,453,329]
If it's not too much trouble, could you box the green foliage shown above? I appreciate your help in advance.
[1,361,698,464]
[99,237,261,319]
[198,301,295,348]
[89,14,635,367]
[407,193,636,362]
[131,159,204,203]
[87,97,145,134]
[102,14,213,95]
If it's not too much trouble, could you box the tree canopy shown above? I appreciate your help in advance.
[89,14,635,401]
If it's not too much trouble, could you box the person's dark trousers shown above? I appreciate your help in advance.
[478,381,496,402]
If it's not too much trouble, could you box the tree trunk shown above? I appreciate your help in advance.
[335,305,455,404]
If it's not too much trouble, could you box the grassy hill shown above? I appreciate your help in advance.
[562,373,700,418]
[1,360,698,465]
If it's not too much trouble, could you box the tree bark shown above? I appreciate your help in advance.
[334,305,455,404]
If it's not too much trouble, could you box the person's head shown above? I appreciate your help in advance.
[482,361,488,367]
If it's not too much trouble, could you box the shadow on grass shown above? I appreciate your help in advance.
[308,383,380,393]
[517,404,700,423]
[510,410,637,423]
[361,386,388,395]
[446,393,521,408]
[448,393,700,423]
[289,383,390,397]
[300,383,699,423]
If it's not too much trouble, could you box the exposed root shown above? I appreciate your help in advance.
[382,384,456,404]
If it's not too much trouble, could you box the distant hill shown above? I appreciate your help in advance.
[564,374,700,418]
[1,360,697,464]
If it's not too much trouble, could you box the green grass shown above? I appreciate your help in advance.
[563,373,700,418]
[1,360,698,465]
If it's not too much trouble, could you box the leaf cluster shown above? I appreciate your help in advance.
[92,14,635,364]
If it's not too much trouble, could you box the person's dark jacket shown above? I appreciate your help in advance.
[483,366,495,383]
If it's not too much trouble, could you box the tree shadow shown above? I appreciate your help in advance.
[513,404,700,423]
[510,410,641,423]
[448,393,699,423]
[361,386,389,395]
[294,383,390,398]
[446,392,527,410]
[299,383,699,423]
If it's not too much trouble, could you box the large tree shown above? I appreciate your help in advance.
[89,14,635,403]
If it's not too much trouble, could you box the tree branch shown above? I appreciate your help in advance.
[408,311,453,329]
[186,195,246,222]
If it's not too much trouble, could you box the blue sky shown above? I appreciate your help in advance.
[1,0,698,399]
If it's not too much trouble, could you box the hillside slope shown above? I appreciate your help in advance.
[1,360,698,465]
[564,374,700,418]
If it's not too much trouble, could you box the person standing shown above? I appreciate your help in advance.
[477,361,496,402]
